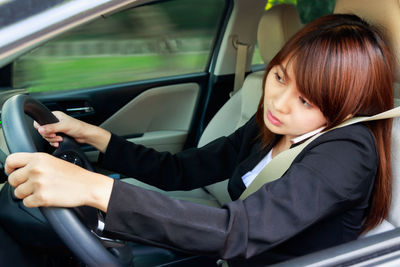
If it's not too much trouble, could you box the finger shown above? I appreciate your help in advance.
[42,136,62,147]
[13,180,33,199]
[5,153,33,175]
[23,190,53,208]
[22,194,40,208]
[38,125,58,137]
[49,142,59,148]
[41,133,57,139]
[43,135,63,143]
[7,165,29,187]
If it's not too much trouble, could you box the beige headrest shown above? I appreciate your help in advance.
[334,0,400,82]
[257,4,302,64]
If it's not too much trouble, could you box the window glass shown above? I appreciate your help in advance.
[251,0,336,66]
[13,0,226,92]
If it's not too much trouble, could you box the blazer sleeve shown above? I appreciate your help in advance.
[103,124,378,260]
[98,117,258,190]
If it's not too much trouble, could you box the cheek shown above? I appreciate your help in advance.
[293,109,326,130]
[263,94,268,110]
[312,109,327,126]
[263,89,269,109]
[306,112,327,129]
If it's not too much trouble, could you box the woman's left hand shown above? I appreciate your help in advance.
[5,152,114,212]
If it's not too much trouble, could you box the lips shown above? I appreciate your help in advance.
[267,111,282,126]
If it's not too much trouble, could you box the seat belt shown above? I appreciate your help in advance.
[231,36,249,97]
[240,106,400,200]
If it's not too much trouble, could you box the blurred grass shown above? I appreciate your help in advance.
[16,52,209,92]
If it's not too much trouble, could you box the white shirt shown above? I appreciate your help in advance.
[241,126,325,188]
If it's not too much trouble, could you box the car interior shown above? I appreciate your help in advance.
[120,3,303,208]
[1,0,400,266]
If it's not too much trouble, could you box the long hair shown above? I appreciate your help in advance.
[256,14,394,233]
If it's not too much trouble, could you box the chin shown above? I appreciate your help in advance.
[264,120,282,135]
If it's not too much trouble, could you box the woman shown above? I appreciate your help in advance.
[5,14,394,265]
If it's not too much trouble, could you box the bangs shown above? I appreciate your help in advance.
[290,37,338,114]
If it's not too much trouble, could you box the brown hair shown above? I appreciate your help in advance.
[256,14,394,233]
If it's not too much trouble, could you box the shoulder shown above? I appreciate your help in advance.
[303,123,377,161]
[316,123,375,145]
[294,123,378,197]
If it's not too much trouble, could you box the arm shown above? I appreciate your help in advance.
[99,116,258,190]
[4,115,255,214]
[7,114,254,210]
[102,125,378,259]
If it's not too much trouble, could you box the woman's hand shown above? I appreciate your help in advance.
[5,152,114,212]
[34,111,87,147]
[34,111,111,153]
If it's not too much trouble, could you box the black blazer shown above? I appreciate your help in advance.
[99,116,378,266]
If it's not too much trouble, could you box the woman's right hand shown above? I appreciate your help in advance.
[33,111,87,148]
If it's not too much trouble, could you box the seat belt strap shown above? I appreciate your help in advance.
[240,106,400,200]
[231,38,249,97]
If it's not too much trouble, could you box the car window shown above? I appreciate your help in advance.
[251,0,336,67]
[13,0,226,93]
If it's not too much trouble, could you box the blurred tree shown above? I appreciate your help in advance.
[266,0,297,11]
[297,0,336,23]
[57,0,225,41]
[265,0,336,24]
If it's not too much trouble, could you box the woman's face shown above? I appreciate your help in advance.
[263,61,327,140]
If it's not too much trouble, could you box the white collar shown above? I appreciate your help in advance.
[290,126,325,144]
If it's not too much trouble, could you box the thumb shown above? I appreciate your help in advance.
[33,120,40,130]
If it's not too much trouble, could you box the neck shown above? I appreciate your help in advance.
[272,135,292,158]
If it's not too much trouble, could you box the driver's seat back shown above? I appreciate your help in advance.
[197,71,264,205]
[199,3,302,147]
[199,4,302,205]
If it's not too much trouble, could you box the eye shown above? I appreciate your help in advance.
[274,72,284,83]
[299,96,311,107]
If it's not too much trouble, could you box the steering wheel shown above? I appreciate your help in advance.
[1,94,131,267]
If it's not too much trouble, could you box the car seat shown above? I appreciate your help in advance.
[334,0,400,236]
[123,4,303,206]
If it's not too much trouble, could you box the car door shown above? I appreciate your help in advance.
[6,0,229,162]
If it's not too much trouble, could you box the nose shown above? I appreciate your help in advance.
[273,89,291,114]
